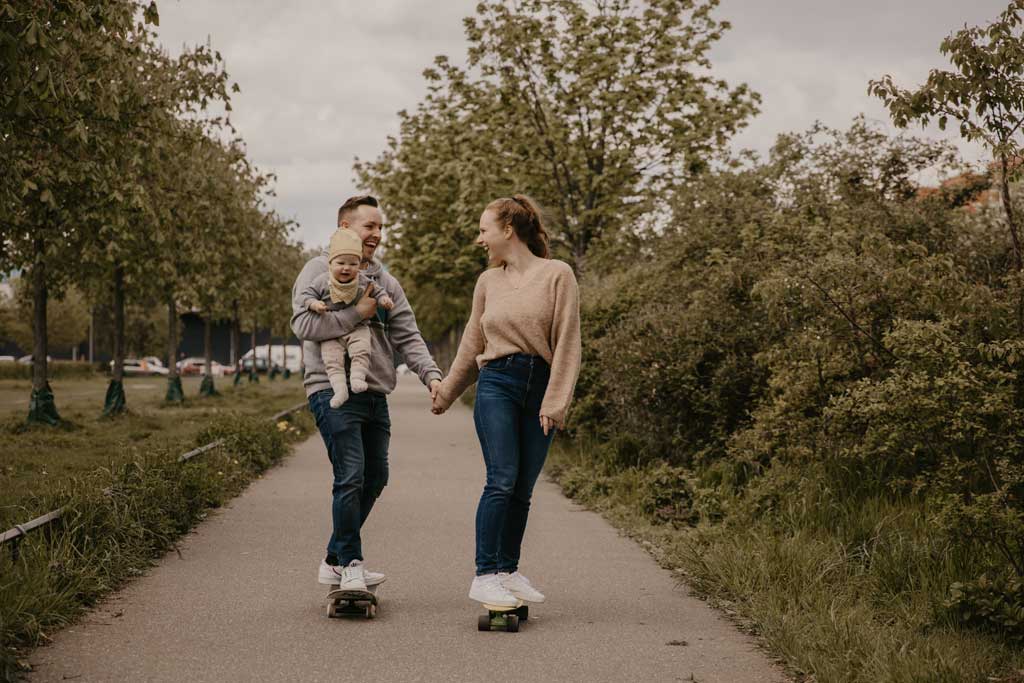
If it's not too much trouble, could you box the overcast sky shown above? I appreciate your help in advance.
[154,0,1009,248]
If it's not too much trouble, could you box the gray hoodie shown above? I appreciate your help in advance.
[291,254,442,397]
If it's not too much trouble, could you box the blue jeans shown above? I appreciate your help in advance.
[308,389,390,566]
[473,354,555,575]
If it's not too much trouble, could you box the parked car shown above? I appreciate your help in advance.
[0,355,15,363]
[17,355,52,364]
[108,358,168,376]
[177,357,227,377]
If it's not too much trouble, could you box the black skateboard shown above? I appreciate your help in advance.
[326,584,379,619]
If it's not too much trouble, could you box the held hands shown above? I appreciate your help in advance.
[429,379,451,415]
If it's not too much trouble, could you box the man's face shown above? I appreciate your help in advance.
[339,205,383,263]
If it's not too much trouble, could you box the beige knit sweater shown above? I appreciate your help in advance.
[438,258,582,425]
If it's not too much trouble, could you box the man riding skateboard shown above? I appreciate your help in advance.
[291,194,442,594]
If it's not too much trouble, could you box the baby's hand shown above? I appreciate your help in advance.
[308,300,327,314]
[379,294,395,311]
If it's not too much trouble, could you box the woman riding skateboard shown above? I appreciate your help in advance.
[431,195,581,607]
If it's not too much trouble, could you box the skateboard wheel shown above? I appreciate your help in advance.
[478,615,491,631]
[365,604,377,619]
[506,614,519,632]
[516,605,529,621]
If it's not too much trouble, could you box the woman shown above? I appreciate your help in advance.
[431,195,581,607]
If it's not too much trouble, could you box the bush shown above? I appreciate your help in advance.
[0,361,98,381]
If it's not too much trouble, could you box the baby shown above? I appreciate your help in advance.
[302,228,393,408]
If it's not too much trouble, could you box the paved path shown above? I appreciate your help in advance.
[30,376,783,682]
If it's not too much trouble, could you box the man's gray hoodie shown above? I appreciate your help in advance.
[291,254,441,397]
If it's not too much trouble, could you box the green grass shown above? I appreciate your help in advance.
[0,375,307,528]
[546,441,1024,683]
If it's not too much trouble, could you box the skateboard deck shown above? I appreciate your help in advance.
[326,585,379,619]
[478,600,529,632]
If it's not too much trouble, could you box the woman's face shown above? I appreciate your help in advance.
[330,254,361,282]
[476,209,509,264]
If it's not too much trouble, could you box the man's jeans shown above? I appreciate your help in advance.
[473,354,555,575]
[308,388,390,566]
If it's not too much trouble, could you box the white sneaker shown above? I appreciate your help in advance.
[469,573,519,607]
[499,571,545,603]
[318,560,385,587]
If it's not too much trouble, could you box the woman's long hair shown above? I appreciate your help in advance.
[486,194,550,258]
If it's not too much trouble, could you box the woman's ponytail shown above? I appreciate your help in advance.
[487,194,550,258]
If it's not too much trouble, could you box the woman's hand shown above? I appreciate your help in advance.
[539,415,558,436]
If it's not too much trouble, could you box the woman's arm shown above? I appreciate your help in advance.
[540,264,582,426]
[436,273,489,406]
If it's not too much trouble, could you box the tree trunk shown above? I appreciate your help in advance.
[31,240,48,392]
[249,319,258,382]
[1000,152,1023,272]
[204,314,213,377]
[112,265,125,382]
[167,297,178,380]
[230,299,240,368]
[88,307,94,364]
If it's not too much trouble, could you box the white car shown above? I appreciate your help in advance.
[0,355,15,363]
[109,358,169,376]
[177,357,227,377]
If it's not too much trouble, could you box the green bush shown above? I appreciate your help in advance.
[0,361,98,381]
[565,119,1024,664]
[946,573,1024,643]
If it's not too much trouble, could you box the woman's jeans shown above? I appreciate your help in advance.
[473,354,555,575]
[308,388,391,566]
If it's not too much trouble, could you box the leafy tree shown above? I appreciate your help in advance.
[870,0,1024,271]
[357,0,759,345]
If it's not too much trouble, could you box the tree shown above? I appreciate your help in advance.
[1,1,150,423]
[870,0,1024,272]
[359,0,759,270]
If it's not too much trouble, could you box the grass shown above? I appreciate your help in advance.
[0,374,315,682]
[546,441,1024,683]
[0,374,306,528]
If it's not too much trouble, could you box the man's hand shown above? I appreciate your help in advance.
[355,282,378,320]
[307,300,328,314]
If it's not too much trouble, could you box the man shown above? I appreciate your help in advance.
[292,194,442,592]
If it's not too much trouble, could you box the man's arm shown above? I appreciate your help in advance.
[291,257,363,342]
[381,274,442,387]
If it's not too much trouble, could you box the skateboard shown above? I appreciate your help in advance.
[326,584,379,619]
[477,600,529,632]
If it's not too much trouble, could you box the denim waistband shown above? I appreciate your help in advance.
[484,353,550,371]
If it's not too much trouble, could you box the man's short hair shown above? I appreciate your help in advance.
[337,195,379,225]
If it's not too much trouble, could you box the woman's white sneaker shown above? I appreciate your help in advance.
[499,572,545,603]
[469,574,519,607]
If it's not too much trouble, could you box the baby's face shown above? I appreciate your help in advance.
[330,254,360,282]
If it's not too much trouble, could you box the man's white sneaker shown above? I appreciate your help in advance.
[338,561,368,592]
[499,571,545,603]
[469,574,519,607]
[318,560,385,587]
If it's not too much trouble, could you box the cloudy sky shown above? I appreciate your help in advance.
[154,0,1008,248]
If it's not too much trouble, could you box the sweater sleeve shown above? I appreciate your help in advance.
[383,274,443,388]
[438,272,488,403]
[539,264,582,426]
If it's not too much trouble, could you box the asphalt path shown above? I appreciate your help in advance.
[29,375,783,682]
